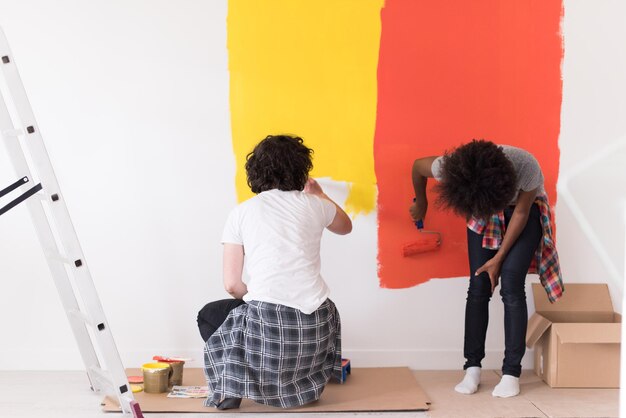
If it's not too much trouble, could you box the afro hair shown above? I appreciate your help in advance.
[434,140,517,219]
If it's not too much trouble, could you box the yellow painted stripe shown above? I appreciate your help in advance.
[227,0,383,215]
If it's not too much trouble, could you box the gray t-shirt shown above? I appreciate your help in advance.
[431,145,544,204]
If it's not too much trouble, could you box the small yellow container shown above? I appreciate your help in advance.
[142,362,171,393]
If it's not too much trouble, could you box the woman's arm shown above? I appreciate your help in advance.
[223,243,247,299]
[475,188,538,293]
[304,178,352,235]
[410,156,439,221]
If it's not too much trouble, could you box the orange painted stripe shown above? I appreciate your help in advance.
[374,0,563,288]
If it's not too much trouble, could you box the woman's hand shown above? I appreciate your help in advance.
[475,257,503,295]
[409,198,428,222]
[304,178,324,196]
[304,177,352,235]
[473,189,537,295]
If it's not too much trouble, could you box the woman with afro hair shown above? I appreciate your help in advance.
[197,134,352,410]
[410,140,563,398]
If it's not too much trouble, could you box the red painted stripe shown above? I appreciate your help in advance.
[374,0,563,288]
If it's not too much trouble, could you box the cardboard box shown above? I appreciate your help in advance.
[526,283,621,388]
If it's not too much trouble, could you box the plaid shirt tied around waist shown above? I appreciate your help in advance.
[466,193,564,303]
[203,299,342,408]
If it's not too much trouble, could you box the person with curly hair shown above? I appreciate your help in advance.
[197,134,352,409]
[410,140,563,398]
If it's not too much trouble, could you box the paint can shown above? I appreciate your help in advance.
[161,360,185,386]
[142,362,172,393]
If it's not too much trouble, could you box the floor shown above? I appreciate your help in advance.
[0,370,618,417]
[414,370,618,418]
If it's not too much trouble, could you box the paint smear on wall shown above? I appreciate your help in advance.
[374,0,563,288]
[227,0,384,215]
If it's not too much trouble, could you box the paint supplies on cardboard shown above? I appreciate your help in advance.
[142,362,174,393]
[153,356,186,386]
[526,283,621,388]
[167,386,210,398]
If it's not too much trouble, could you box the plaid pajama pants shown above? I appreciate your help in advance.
[203,298,342,408]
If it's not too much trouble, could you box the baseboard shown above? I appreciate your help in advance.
[0,348,534,371]
[342,348,534,370]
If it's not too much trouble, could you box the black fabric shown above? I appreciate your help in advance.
[197,298,246,342]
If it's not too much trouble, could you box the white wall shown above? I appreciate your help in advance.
[0,0,624,371]
[556,0,626,311]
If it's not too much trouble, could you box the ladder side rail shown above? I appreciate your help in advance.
[0,52,132,397]
[0,35,86,266]
[0,94,103,390]
[0,33,115,331]
[0,31,135,414]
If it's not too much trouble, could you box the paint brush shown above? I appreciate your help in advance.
[153,355,192,362]
[402,219,442,257]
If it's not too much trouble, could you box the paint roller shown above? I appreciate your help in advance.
[402,219,442,257]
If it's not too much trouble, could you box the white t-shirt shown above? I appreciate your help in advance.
[221,189,337,314]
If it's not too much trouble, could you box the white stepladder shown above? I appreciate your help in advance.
[0,29,143,417]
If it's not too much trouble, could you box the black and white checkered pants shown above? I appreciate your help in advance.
[201,298,342,408]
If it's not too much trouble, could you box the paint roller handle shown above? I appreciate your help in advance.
[411,197,425,230]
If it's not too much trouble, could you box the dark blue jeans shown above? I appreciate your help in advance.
[464,203,542,377]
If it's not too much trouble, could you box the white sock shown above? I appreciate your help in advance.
[492,374,520,398]
[454,367,481,394]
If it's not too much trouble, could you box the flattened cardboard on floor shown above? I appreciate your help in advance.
[102,367,430,413]
[526,283,621,388]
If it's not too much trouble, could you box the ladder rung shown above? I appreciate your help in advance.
[1,128,24,138]
[68,309,94,328]
[32,191,63,203]
[42,247,83,267]
[42,247,72,265]
[88,366,114,393]
[30,191,49,201]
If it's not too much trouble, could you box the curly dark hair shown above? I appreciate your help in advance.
[434,140,517,219]
[245,134,313,194]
